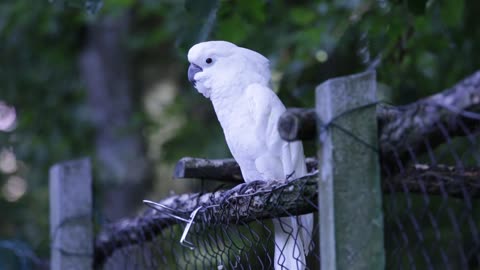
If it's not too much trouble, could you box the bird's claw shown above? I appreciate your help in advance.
[286,170,296,181]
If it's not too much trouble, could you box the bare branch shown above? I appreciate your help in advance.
[379,71,480,167]
[383,164,480,198]
[277,71,480,168]
[95,166,480,267]
[278,108,317,141]
[174,157,243,182]
[174,157,318,182]
[94,173,318,267]
[278,108,316,141]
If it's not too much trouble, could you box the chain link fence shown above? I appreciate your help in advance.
[382,115,480,267]
[96,174,320,269]
[47,71,480,269]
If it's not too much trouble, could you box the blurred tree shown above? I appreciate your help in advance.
[79,11,153,221]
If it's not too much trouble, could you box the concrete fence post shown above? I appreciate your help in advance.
[316,71,385,269]
[50,158,93,270]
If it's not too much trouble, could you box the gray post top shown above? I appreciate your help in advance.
[316,70,377,123]
[50,158,93,270]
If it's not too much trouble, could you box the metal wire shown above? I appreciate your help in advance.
[90,103,480,269]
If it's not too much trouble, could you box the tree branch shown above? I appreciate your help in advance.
[174,157,318,183]
[278,108,317,141]
[277,71,480,168]
[95,166,480,267]
[174,157,243,182]
[94,173,318,267]
[383,164,480,198]
[379,71,480,167]
[277,108,315,141]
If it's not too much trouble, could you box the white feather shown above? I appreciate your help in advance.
[188,41,313,269]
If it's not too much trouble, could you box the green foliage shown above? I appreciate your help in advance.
[50,0,103,14]
[0,3,94,266]
[1,0,480,267]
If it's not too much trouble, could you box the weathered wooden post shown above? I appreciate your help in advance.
[50,158,93,270]
[316,71,385,269]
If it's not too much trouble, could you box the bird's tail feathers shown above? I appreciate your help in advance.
[273,214,313,270]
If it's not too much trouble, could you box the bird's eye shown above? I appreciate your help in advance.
[205,58,213,64]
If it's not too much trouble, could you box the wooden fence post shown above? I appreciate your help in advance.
[316,71,385,269]
[50,158,93,270]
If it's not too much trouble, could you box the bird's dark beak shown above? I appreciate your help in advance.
[188,63,202,86]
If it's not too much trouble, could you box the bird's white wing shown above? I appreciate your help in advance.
[245,83,307,180]
[188,40,312,270]
[246,83,312,270]
[245,83,287,180]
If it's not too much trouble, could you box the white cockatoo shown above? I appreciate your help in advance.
[187,40,312,270]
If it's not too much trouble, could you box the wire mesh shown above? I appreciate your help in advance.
[95,177,319,269]
[382,106,480,270]
[96,104,480,269]
[93,77,480,269]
